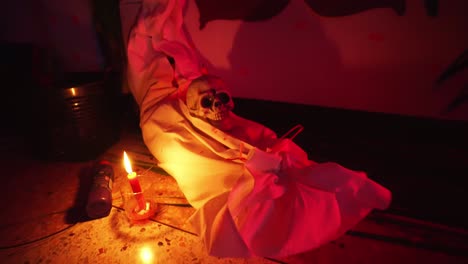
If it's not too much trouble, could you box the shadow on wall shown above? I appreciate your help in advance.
[303,0,438,17]
[195,0,290,29]
[303,0,405,16]
[436,49,468,114]
[194,0,439,28]
[210,0,344,107]
[190,0,468,120]
[192,0,436,114]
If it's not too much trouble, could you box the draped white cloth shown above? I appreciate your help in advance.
[126,0,392,258]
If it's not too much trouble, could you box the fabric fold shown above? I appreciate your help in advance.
[127,0,392,258]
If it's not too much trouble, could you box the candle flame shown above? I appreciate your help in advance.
[123,151,133,174]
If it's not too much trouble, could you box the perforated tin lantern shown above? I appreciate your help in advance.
[35,80,120,161]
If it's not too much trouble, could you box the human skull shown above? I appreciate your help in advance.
[186,76,234,123]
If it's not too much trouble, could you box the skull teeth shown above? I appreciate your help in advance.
[211,110,229,120]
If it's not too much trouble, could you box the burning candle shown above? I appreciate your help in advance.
[123,151,146,211]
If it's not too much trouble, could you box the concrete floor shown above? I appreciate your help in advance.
[0,133,467,264]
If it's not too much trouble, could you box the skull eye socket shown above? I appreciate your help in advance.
[217,92,231,104]
[199,90,231,109]
[200,96,214,108]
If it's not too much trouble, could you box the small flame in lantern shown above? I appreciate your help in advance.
[123,151,135,177]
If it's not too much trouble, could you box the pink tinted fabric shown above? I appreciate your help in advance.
[127,0,392,258]
[232,140,391,257]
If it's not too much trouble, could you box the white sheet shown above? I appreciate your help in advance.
[126,0,392,257]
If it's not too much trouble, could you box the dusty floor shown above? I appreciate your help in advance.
[0,132,467,264]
